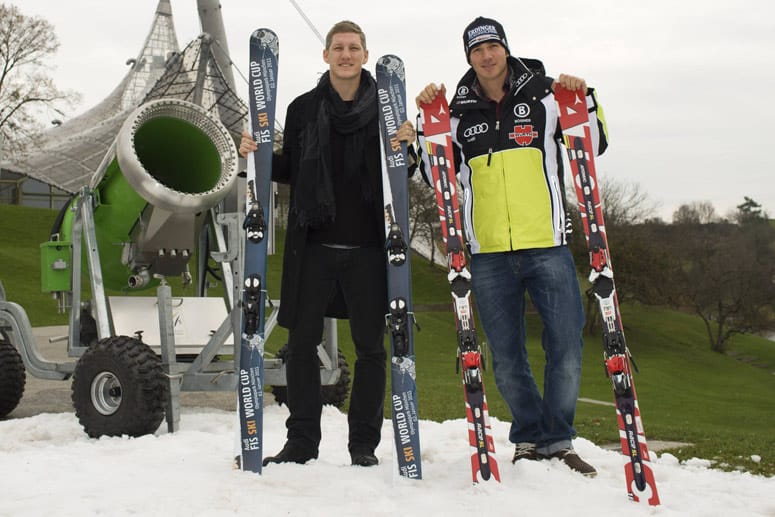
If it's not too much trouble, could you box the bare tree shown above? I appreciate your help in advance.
[408,173,441,265]
[566,176,658,333]
[672,201,719,224]
[694,201,720,223]
[596,177,659,226]
[0,4,79,155]
[663,221,775,352]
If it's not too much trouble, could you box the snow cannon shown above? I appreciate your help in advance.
[51,98,239,292]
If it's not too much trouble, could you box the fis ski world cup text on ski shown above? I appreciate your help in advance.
[392,393,420,478]
[250,60,274,145]
[240,368,260,451]
[378,88,405,168]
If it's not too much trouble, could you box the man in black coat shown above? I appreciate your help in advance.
[240,20,416,467]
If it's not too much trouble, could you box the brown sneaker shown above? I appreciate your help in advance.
[546,449,597,477]
[512,442,540,463]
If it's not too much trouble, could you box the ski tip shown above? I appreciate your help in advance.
[250,28,279,49]
[554,84,583,105]
[250,27,276,38]
[376,54,405,77]
[378,53,401,62]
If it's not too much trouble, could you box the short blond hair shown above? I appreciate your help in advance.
[325,20,367,51]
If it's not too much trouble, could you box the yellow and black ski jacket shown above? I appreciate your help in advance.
[418,56,609,254]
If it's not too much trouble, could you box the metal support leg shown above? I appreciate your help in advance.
[157,282,181,433]
[317,317,341,385]
[80,191,111,340]
[319,317,338,370]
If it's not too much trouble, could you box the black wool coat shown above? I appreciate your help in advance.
[272,85,386,330]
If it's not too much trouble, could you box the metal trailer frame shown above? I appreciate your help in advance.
[0,187,342,434]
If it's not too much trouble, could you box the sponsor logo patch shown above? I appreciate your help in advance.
[514,103,530,118]
[509,124,538,146]
[463,123,489,138]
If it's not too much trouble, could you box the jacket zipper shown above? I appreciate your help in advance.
[488,100,503,166]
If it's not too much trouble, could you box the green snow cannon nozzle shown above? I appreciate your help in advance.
[55,98,239,291]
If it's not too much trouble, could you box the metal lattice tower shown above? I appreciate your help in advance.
[143,34,246,139]
[121,0,180,110]
[1,0,249,194]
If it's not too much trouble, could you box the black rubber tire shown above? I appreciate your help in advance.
[271,344,351,409]
[71,336,167,438]
[0,334,26,418]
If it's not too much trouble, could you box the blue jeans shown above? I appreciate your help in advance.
[471,246,584,455]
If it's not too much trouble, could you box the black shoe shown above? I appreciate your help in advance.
[511,442,540,463]
[262,441,318,467]
[545,448,597,477]
[350,449,379,467]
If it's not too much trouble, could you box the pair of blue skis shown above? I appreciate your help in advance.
[237,31,422,480]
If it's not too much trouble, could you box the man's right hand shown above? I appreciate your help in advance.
[415,83,447,108]
[239,130,258,158]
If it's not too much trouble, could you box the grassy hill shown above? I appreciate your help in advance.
[1,203,773,476]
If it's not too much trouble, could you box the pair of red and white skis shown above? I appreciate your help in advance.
[419,88,659,504]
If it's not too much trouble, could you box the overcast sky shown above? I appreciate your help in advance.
[16,0,775,220]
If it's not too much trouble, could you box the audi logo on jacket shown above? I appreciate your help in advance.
[418,56,609,255]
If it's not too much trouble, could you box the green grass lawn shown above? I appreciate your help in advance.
[0,204,62,324]
[2,203,773,476]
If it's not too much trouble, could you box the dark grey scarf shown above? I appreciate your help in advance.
[293,69,378,228]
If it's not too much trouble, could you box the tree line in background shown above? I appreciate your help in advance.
[0,4,78,157]
[566,186,775,353]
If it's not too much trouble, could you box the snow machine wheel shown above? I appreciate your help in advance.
[72,336,167,438]
[0,333,26,418]
[271,344,351,409]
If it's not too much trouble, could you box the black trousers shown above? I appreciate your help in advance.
[285,243,387,453]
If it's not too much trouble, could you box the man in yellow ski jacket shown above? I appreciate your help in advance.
[416,16,608,476]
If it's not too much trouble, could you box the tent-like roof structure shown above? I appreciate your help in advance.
[1,0,248,194]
